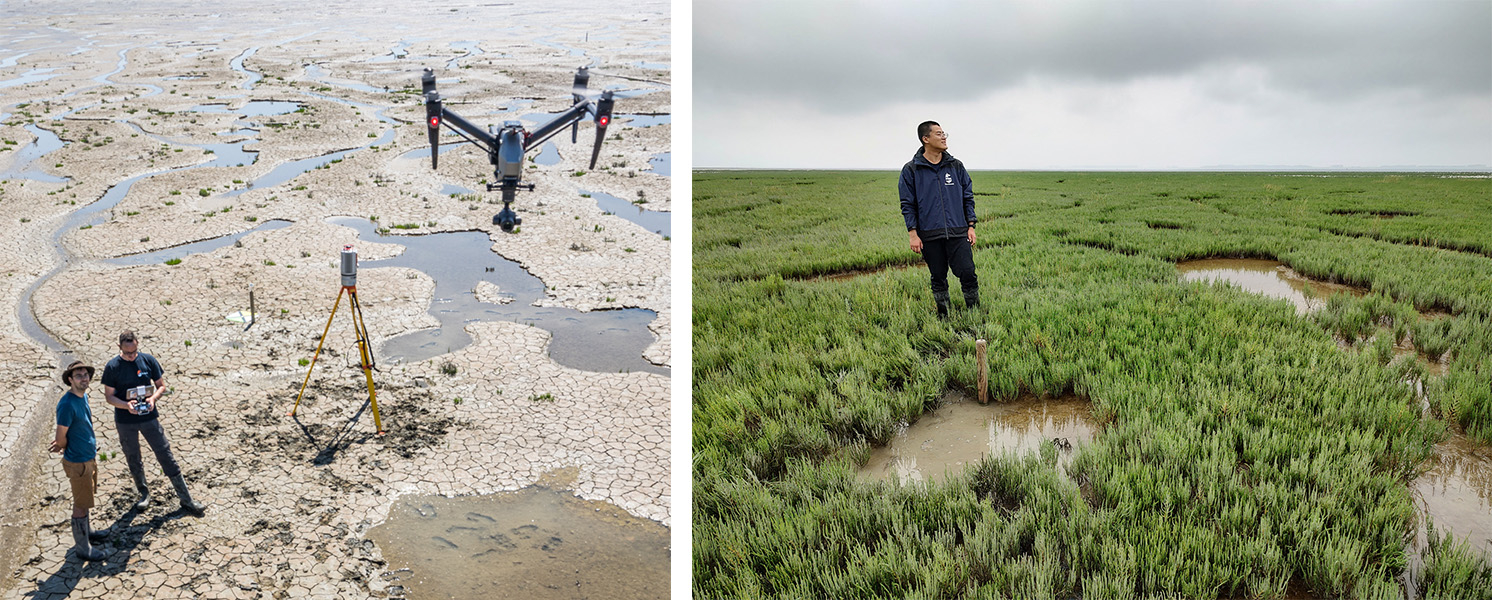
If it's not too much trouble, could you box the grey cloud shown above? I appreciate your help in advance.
[696,1,1492,113]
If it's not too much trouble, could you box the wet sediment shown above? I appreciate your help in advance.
[367,473,669,599]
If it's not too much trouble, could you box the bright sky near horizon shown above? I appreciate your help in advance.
[694,1,1492,171]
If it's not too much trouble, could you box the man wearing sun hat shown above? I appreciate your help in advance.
[51,360,111,561]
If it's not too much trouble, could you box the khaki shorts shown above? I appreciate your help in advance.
[61,459,97,510]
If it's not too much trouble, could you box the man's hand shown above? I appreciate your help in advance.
[967,227,976,246]
[909,230,922,254]
[50,425,68,453]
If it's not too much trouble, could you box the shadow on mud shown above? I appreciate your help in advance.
[24,491,204,598]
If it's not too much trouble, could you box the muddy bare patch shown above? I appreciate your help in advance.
[1327,208,1419,219]
[236,381,467,465]
[798,262,921,282]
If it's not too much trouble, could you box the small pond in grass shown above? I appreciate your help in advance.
[860,392,1095,484]
[367,483,669,599]
[1176,258,1363,315]
[1410,431,1492,565]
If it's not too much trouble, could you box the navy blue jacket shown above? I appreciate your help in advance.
[899,147,975,240]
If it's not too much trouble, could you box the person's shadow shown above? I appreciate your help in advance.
[22,504,193,597]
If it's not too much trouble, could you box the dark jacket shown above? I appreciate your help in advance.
[900,147,975,240]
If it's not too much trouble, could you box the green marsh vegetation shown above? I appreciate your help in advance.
[693,171,1491,598]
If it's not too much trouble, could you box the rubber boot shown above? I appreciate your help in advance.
[963,287,980,310]
[933,290,951,319]
[70,517,106,561]
[129,467,150,511]
[169,474,206,517]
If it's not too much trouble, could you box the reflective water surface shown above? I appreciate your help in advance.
[1176,258,1363,314]
[861,392,1095,484]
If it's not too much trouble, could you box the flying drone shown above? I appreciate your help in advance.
[421,67,615,232]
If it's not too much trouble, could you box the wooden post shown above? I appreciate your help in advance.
[245,284,256,331]
[976,338,988,405]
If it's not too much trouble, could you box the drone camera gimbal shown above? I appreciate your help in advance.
[422,67,615,232]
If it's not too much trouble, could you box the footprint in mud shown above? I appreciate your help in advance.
[465,512,496,523]
[540,535,563,552]
[415,503,437,518]
[482,532,518,551]
[431,536,458,549]
[510,524,539,539]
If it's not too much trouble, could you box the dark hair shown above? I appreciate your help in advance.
[917,121,940,144]
[119,331,137,344]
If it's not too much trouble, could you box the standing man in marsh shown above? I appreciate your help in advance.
[102,331,206,517]
[51,361,111,561]
[900,120,978,317]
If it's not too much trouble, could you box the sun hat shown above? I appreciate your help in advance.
[62,360,95,385]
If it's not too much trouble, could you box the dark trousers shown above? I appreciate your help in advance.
[923,236,978,297]
[117,419,181,479]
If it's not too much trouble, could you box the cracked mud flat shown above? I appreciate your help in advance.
[0,1,670,597]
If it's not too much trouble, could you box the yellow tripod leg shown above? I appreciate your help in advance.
[348,289,384,433]
[292,288,344,416]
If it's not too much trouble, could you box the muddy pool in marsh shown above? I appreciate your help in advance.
[367,480,669,599]
[1412,431,1492,558]
[1176,258,1364,314]
[859,392,1095,484]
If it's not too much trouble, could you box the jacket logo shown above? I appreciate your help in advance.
[944,173,954,185]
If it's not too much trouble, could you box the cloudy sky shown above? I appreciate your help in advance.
[694,1,1491,170]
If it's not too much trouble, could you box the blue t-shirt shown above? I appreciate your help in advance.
[55,390,96,463]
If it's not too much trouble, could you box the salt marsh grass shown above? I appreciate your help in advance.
[694,171,1492,598]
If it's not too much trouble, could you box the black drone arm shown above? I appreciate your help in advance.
[422,68,496,169]
[524,101,593,154]
[523,90,615,170]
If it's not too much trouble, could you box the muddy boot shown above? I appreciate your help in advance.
[70,517,106,561]
[169,474,206,517]
[129,468,150,511]
[933,290,951,318]
[963,287,980,310]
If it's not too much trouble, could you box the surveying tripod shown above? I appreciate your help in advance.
[291,246,384,434]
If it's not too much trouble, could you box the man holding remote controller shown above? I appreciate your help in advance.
[102,331,206,516]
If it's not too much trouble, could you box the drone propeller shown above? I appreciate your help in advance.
[571,67,590,144]
[589,90,614,170]
[583,68,670,87]
[422,68,441,169]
